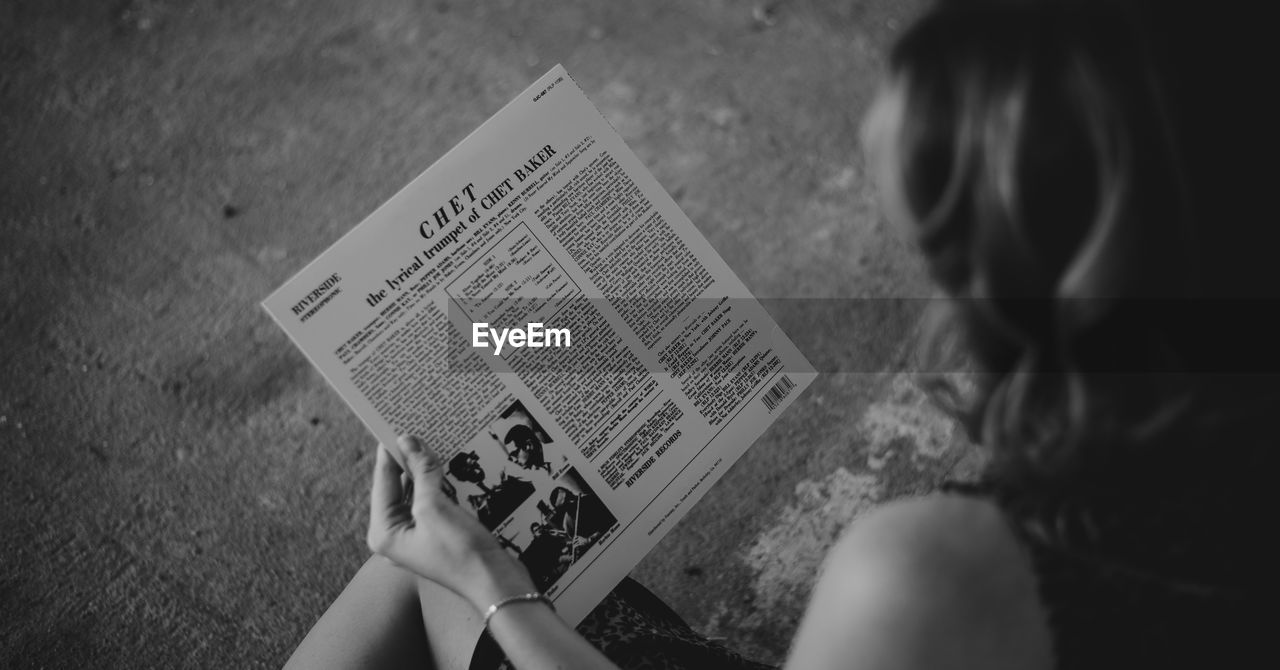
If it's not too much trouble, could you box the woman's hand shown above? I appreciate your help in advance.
[367,435,537,614]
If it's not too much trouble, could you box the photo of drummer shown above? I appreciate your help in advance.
[445,449,535,531]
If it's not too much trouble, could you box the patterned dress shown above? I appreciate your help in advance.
[470,577,776,670]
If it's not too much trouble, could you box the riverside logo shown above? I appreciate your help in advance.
[471,322,570,355]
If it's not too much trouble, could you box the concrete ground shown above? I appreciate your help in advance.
[1,0,984,667]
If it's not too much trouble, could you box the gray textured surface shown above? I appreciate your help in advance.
[1,1,984,667]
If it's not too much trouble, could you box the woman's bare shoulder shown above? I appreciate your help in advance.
[784,493,1054,670]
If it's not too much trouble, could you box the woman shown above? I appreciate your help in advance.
[285,1,1270,668]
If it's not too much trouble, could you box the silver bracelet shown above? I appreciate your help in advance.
[482,592,555,628]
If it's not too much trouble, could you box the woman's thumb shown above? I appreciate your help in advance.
[398,435,445,509]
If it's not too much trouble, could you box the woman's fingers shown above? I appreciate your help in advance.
[367,444,408,554]
[398,435,446,513]
[400,472,414,504]
[369,436,453,564]
[371,444,405,515]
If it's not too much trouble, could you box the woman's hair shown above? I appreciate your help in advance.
[875,0,1276,484]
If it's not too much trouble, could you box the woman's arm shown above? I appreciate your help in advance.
[784,495,1054,670]
[368,436,621,670]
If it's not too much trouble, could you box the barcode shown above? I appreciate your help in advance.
[761,375,796,413]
